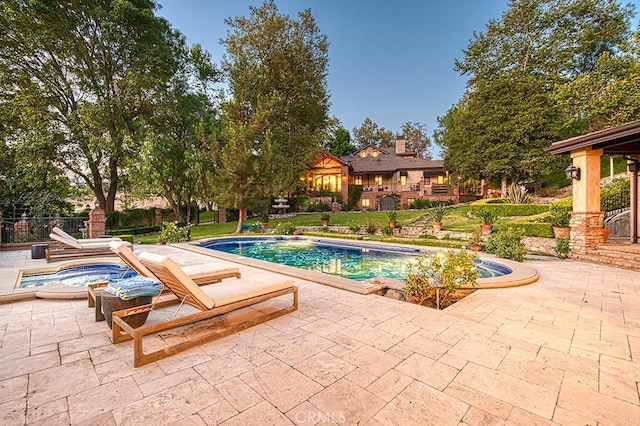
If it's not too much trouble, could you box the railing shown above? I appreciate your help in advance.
[602,187,630,220]
[1,216,88,244]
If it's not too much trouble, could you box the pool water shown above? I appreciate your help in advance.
[201,237,512,281]
[19,264,137,288]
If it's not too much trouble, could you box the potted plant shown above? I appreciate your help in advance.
[427,204,448,232]
[386,210,398,229]
[468,230,484,252]
[550,207,571,238]
[259,213,269,231]
[320,212,331,227]
[476,207,498,235]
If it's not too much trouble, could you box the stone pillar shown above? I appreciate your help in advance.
[89,206,106,238]
[341,164,349,207]
[569,147,604,254]
[218,208,226,224]
[154,208,163,226]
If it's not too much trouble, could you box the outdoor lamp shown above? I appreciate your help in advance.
[94,199,100,208]
[564,164,580,181]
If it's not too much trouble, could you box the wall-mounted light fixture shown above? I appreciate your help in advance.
[564,164,581,181]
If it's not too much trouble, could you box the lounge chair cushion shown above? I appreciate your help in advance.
[203,280,294,307]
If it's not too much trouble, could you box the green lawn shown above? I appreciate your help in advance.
[134,206,511,245]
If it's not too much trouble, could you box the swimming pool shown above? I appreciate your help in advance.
[18,263,136,289]
[200,237,512,281]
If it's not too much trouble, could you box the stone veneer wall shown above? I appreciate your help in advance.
[294,226,557,256]
[569,211,604,254]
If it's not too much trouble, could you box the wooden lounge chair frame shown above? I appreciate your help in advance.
[46,237,116,262]
[111,252,298,367]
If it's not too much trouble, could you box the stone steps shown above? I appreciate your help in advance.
[572,244,640,271]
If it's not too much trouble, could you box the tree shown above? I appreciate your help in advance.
[0,0,183,211]
[218,1,330,232]
[329,126,356,157]
[128,45,221,223]
[352,118,395,149]
[401,122,432,158]
[437,0,637,188]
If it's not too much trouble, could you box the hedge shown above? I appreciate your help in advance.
[503,222,554,238]
[109,225,161,236]
[470,203,549,217]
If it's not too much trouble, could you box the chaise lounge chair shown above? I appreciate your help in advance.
[111,251,298,367]
[108,241,241,285]
[46,231,130,262]
[51,226,124,245]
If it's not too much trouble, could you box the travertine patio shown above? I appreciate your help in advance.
[1,245,639,425]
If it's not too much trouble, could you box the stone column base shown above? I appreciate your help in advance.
[569,211,604,254]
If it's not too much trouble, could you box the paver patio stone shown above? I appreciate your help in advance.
[27,358,99,406]
[340,322,402,350]
[293,350,355,387]
[197,399,238,426]
[557,376,640,424]
[447,335,510,369]
[266,332,334,365]
[342,344,400,378]
[461,406,506,426]
[394,353,459,391]
[219,400,293,426]
[0,374,27,404]
[551,406,598,426]
[240,358,323,412]
[374,380,468,426]
[194,352,257,386]
[68,376,143,424]
[25,397,67,424]
[395,330,451,359]
[344,367,378,388]
[0,397,25,426]
[215,376,263,412]
[365,368,413,402]
[138,366,201,397]
[453,362,557,419]
[111,377,221,425]
[309,377,386,425]
[598,370,640,404]
[535,346,600,381]
[496,351,564,390]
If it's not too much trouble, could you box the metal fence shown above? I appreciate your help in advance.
[602,187,631,220]
[1,216,88,244]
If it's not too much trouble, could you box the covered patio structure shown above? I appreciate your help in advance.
[547,120,640,261]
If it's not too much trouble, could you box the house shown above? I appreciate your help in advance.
[301,136,460,210]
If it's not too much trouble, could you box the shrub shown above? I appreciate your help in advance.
[475,207,498,225]
[276,222,296,235]
[158,222,188,243]
[507,222,554,238]
[113,234,134,244]
[382,225,394,235]
[348,222,361,233]
[386,210,398,222]
[348,185,363,210]
[320,212,331,221]
[307,202,331,212]
[485,228,527,262]
[364,220,378,234]
[555,236,570,259]
[404,250,479,308]
[427,204,448,222]
[470,203,548,217]
[502,184,532,204]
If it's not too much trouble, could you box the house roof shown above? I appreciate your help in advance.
[340,146,444,174]
[547,120,640,155]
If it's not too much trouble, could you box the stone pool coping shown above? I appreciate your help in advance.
[0,257,126,304]
[178,236,539,295]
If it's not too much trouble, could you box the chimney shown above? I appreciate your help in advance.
[395,135,406,154]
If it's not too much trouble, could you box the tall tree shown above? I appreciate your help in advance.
[129,45,220,223]
[352,118,395,149]
[218,1,330,232]
[0,0,183,211]
[329,126,356,157]
[437,0,636,188]
[401,122,432,158]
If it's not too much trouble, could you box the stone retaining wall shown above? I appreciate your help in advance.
[295,226,559,256]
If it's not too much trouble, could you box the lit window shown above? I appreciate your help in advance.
[407,198,415,206]
[375,175,383,186]
[400,175,407,186]
[437,175,445,185]
[354,176,362,185]
[359,151,367,158]
[371,151,379,157]
[362,199,370,207]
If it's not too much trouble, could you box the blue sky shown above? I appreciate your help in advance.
[157,0,640,153]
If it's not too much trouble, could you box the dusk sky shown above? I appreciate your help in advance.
[157,1,640,155]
